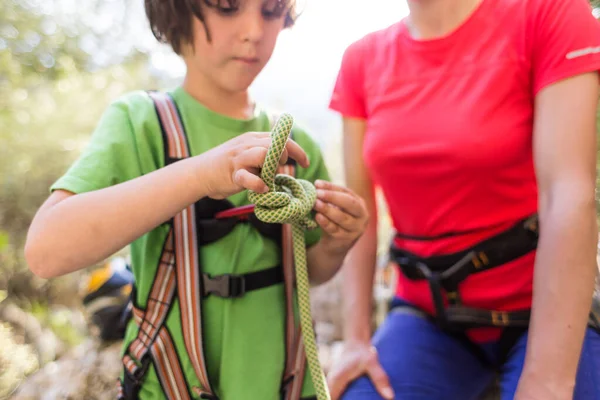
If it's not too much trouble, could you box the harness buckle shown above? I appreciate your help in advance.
[202,273,246,298]
[491,311,511,326]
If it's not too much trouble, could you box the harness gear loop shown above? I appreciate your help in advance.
[248,113,330,400]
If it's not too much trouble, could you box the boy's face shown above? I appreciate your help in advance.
[184,0,289,93]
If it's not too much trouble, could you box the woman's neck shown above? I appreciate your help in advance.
[182,69,255,120]
[405,0,483,40]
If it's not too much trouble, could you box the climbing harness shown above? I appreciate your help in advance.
[390,215,539,331]
[118,91,328,400]
[390,214,600,366]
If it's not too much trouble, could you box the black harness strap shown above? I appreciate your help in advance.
[389,213,600,368]
[444,307,531,329]
[195,197,282,244]
[391,215,538,285]
[390,214,539,329]
[202,264,283,298]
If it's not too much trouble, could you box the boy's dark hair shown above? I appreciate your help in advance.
[145,0,297,55]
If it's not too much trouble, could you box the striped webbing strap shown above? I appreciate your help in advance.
[278,162,308,400]
[118,91,214,399]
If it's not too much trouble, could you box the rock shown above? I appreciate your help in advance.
[310,271,345,343]
[0,302,61,366]
[0,323,39,399]
[11,339,122,400]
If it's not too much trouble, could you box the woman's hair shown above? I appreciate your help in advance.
[145,0,297,54]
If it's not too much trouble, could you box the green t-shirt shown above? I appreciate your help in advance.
[51,87,330,399]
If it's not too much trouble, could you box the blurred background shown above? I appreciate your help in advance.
[1,0,599,399]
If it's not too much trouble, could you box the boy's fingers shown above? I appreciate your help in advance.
[314,180,354,194]
[278,148,289,165]
[237,147,270,169]
[314,200,354,231]
[284,139,309,168]
[316,190,364,219]
[315,213,345,235]
[233,147,273,192]
[233,170,268,193]
[251,137,307,168]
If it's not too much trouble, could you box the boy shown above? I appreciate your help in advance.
[25,0,368,399]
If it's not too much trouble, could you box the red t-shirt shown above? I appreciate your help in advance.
[329,0,600,341]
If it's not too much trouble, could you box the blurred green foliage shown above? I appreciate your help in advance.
[0,0,159,303]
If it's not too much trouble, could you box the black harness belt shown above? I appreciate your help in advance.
[201,265,283,298]
[389,214,600,368]
[389,214,539,330]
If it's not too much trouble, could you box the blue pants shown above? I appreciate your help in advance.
[342,299,600,400]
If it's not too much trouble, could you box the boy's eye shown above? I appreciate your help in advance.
[203,0,240,15]
[202,0,289,19]
[262,0,288,19]
[218,7,238,15]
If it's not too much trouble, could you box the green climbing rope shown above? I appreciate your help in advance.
[248,113,331,400]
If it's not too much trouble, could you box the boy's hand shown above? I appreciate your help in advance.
[202,132,309,199]
[313,180,369,252]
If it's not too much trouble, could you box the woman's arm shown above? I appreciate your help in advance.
[340,118,379,344]
[517,72,599,399]
[326,117,394,400]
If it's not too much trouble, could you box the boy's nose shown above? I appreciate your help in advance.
[239,11,265,42]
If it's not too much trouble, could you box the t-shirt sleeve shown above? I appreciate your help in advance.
[292,127,331,247]
[51,99,144,195]
[328,39,368,119]
[529,0,600,95]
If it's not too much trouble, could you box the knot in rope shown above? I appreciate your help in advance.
[247,113,318,230]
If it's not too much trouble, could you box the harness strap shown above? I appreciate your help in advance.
[117,233,190,400]
[279,162,309,400]
[287,330,307,400]
[391,214,538,287]
[201,264,283,298]
[390,214,539,328]
[196,197,282,244]
[151,91,216,397]
[444,307,531,328]
[130,306,193,400]
[118,92,214,399]
[126,231,174,354]
[496,327,527,366]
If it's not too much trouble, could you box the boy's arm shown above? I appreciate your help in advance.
[26,130,309,279]
[325,117,394,400]
[27,155,212,278]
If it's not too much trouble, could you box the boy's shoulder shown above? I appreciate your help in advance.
[99,90,169,141]
[106,90,156,115]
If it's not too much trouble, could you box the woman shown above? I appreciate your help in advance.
[327,0,600,398]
